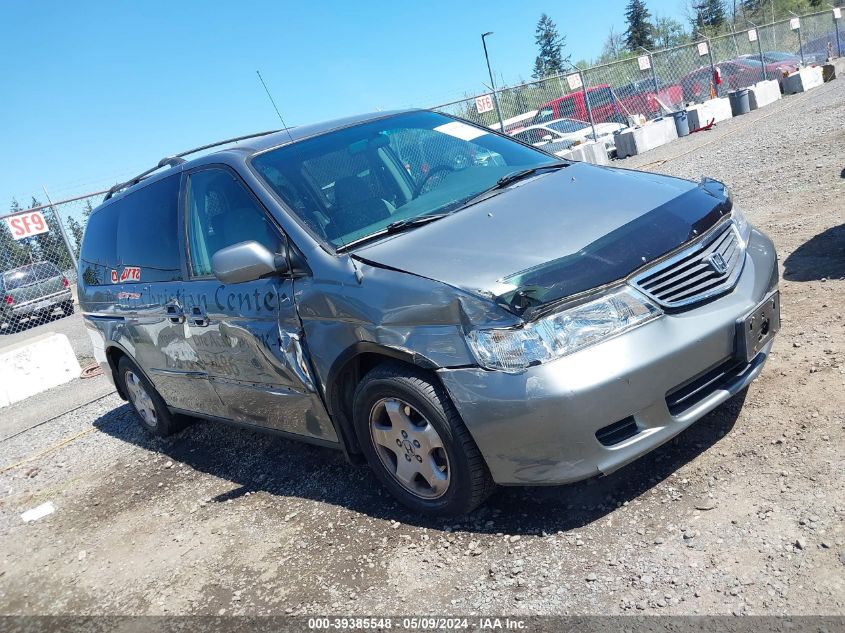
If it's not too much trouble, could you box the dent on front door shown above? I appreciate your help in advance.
[186,278,337,442]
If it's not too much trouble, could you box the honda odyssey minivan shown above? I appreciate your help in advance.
[80,110,779,516]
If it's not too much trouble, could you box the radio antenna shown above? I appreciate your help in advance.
[256,69,290,131]
[255,70,362,284]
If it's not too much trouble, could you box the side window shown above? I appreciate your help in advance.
[536,108,554,123]
[558,99,577,119]
[79,203,119,286]
[186,168,282,278]
[116,174,182,283]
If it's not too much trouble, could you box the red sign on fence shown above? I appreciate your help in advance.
[5,211,50,240]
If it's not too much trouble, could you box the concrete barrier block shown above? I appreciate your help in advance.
[0,333,80,408]
[569,140,609,165]
[782,66,824,94]
[822,59,845,82]
[615,117,678,159]
[686,97,733,130]
[748,80,782,110]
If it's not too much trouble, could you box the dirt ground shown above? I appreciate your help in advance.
[0,79,843,617]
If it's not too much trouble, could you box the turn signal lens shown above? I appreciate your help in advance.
[62,277,69,288]
[4,295,13,306]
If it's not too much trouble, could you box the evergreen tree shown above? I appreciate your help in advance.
[1,199,31,270]
[29,197,74,271]
[625,0,656,51]
[531,14,569,79]
[67,217,85,257]
[694,0,728,31]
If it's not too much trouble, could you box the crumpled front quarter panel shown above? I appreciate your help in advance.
[295,261,515,390]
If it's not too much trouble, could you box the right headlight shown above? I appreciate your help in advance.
[732,206,752,247]
[466,286,662,373]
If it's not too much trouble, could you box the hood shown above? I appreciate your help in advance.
[354,163,732,315]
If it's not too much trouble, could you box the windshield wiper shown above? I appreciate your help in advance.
[494,163,569,189]
[335,214,449,252]
[385,213,449,233]
[457,162,570,210]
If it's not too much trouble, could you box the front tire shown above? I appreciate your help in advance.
[352,362,494,516]
[117,356,184,437]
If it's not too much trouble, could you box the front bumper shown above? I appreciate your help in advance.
[438,228,779,485]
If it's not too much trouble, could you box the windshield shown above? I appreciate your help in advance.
[2,263,60,290]
[251,111,557,249]
[548,119,589,135]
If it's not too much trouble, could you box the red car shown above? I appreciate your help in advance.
[533,85,623,125]
[679,58,782,102]
[534,81,684,126]
[615,77,684,114]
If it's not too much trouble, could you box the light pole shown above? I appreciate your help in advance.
[481,32,505,131]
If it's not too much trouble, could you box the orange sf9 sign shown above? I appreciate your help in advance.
[5,211,50,239]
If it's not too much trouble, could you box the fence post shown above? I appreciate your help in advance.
[574,65,597,141]
[834,7,843,58]
[638,46,660,115]
[790,13,805,65]
[42,186,78,271]
[746,20,767,81]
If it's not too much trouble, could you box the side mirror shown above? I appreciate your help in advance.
[211,241,289,284]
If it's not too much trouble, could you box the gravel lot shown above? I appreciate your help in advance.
[1,79,843,617]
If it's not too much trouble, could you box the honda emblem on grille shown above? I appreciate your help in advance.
[707,252,728,275]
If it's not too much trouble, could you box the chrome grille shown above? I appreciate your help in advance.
[630,221,745,309]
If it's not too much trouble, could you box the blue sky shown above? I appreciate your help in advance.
[0,0,686,208]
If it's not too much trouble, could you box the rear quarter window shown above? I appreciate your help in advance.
[79,203,119,286]
[80,173,182,286]
[116,174,182,282]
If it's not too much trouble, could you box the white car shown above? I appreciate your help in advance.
[510,118,627,156]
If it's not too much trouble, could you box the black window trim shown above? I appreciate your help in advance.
[181,163,291,281]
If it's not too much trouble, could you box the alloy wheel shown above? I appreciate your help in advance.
[124,370,158,428]
[369,397,450,499]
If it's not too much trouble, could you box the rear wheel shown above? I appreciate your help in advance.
[352,362,495,516]
[117,356,184,437]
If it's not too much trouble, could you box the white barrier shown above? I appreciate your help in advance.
[686,97,733,130]
[560,140,610,165]
[0,333,80,408]
[748,80,782,110]
[614,117,678,159]
[782,66,824,94]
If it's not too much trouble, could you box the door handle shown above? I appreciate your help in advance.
[165,303,185,324]
[188,305,209,327]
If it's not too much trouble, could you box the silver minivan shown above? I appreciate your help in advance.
[80,110,779,515]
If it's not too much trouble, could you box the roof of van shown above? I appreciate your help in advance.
[241,109,413,152]
[102,109,417,203]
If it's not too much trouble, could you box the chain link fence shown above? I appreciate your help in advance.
[1,191,106,335]
[434,9,844,134]
[2,9,843,338]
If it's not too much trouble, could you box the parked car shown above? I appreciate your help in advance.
[80,110,780,516]
[534,81,683,128]
[511,118,626,155]
[679,60,762,102]
[614,77,684,114]
[737,55,801,80]
[800,34,840,63]
[1,261,73,332]
[533,85,626,125]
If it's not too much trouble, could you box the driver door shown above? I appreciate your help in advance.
[181,165,336,442]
